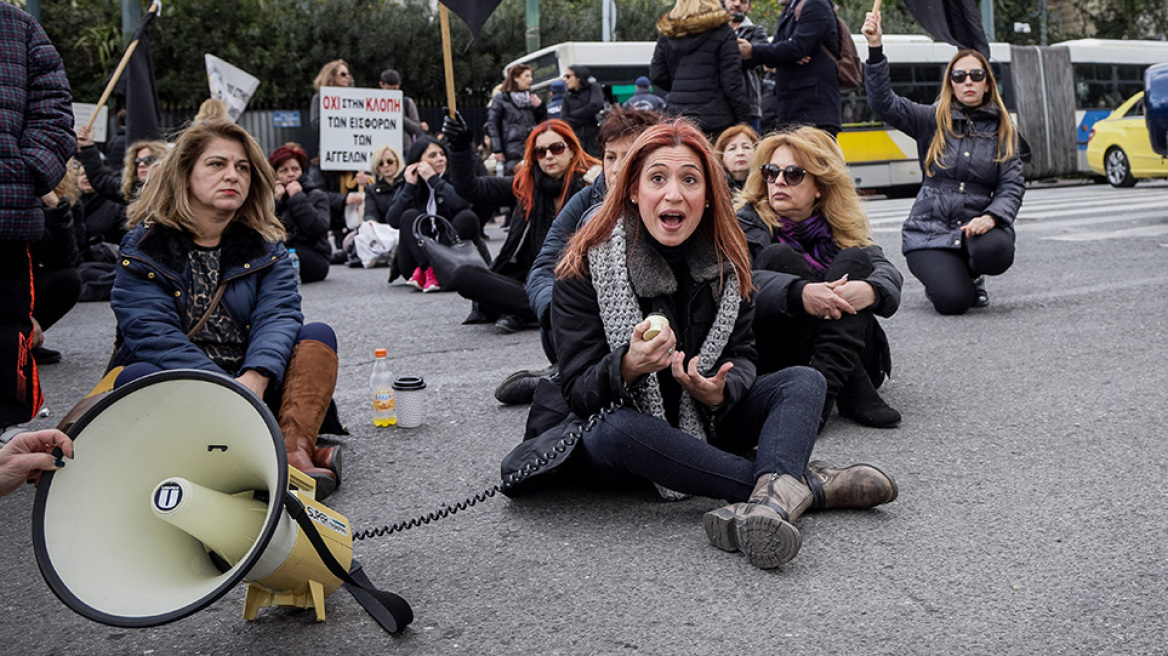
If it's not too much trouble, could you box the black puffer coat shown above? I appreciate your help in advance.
[561,66,605,157]
[650,9,751,134]
[864,56,1025,254]
[274,188,332,260]
[363,175,403,224]
[486,92,547,165]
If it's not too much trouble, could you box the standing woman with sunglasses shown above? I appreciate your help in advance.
[862,12,1023,314]
[737,128,903,431]
[443,117,598,333]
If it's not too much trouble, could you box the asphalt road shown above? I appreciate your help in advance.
[2,180,1166,655]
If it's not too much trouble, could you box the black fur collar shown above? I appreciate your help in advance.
[137,222,268,273]
[623,216,724,298]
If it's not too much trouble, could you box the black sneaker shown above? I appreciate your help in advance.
[32,347,61,364]
[494,314,525,334]
[494,365,556,405]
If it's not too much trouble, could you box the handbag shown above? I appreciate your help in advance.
[412,213,488,287]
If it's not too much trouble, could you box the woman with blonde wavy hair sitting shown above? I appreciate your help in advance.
[737,127,904,431]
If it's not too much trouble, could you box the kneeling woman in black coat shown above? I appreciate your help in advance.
[736,127,903,429]
[269,145,332,283]
[501,121,897,570]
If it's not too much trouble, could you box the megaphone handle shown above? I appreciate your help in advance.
[282,492,413,633]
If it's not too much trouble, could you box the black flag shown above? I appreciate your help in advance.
[113,9,162,144]
[438,0,503,38]
[900,0,990,58]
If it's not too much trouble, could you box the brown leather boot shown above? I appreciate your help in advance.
[279,339,340,500]
[737,474,813,569]
[805,461,898,511]
[702,502,749,553]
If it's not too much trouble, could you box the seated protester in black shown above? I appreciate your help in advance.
[500,120,898,570]
[713,123,759,193]
[269,145,332,283]
[443,117,598,333]
[383,136,483,292]
[363,144,405,224]
[74,125,166,249]
[736,127,903,430]
[30,178,84,365]
[71,157,124,252]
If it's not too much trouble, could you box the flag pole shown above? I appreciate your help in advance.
[872,0,882,13]
[86,0,161,131]
[439,5,457,119]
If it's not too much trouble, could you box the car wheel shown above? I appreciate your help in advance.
[1105,147,1137,187]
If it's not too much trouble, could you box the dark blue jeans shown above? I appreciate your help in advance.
[568,367,825,503]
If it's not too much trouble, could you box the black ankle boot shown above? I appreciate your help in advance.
[837,368,900,428]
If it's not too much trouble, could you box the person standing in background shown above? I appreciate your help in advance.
[0,3,76,440]
[379,69,427,144]
[727,0,769,133]
[621,77,667,113]
[561,65,605,158]
[739,0,842,135]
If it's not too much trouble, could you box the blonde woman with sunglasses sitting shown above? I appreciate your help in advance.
[736,128,903,432]
[862,11,1024,315]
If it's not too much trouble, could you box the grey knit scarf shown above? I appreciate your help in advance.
[588,216,741,500]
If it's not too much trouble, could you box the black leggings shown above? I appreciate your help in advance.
[33,267,82,331]
[395,209,481,275]
[447,267,534,320]
[905,227,1014,315]
[0,242,39,427]
[295,247,330,284]
[753,244,878,397]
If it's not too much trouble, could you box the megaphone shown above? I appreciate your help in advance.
[32,369,411,631]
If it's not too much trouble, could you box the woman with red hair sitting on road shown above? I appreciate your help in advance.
[443,117,599,333]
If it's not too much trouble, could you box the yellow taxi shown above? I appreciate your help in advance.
[1087,91,1168,187]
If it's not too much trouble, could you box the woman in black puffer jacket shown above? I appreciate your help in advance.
[486,64,547,176]
[650,0,751,140]
[862,10,1024,315]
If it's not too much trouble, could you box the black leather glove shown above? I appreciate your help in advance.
[441,108,474,150]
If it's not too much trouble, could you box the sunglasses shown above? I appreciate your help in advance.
[135,156,157,166]
[533,142,569,159]
[337,71,351,78]
[950,68,987,83]
[381,159,397,166]
[759,163,806,186]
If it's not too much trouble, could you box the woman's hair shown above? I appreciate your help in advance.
[596,108,661,151]
[121,139,169,200]
[370,144,404,181]
[557,119,753,299]
[313,59,349,91]
[501,64,532,93]
[405,135,445,167]
[668,0,726,19]
[926,49,1017,175]
[713,124,759,156]
[512,119,599,222]
[268,144,308,171]
[127,120,284,243]
[735,127,875,249]
[194,98,229,123]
